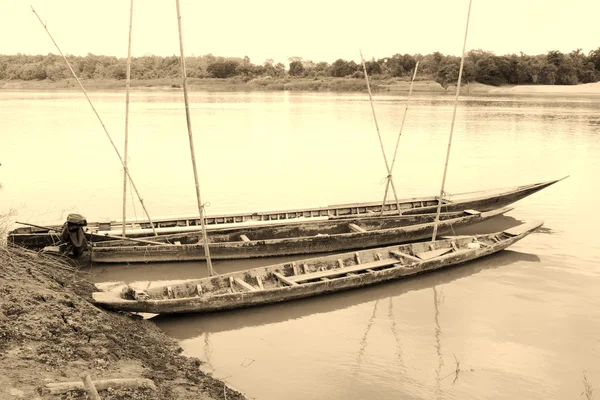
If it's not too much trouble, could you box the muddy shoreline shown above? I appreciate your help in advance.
[0,246,248,400]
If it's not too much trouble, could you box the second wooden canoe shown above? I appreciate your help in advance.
[90,207,512,263]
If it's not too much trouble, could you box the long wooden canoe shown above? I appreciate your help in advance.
[92,220,543,314]
[8,176,565,250]
[90,207,511,263]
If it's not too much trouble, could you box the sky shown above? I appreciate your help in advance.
[1,0,599,65]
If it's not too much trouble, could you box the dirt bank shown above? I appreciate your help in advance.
[0,246,247,400]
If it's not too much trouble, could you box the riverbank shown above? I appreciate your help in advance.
[0,246,247,400]
[2,77,600,95]
[0,76,444,92]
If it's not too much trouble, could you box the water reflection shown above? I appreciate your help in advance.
[433,286,444,399]
[353,300,379,376]
[153,250,540,339]
[387,297,405,370]
[203,332,214,372]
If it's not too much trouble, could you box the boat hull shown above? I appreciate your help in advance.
[8,177,564,250]
[400,179,561,215]
[90,208,511,263]
[92,221,542,314]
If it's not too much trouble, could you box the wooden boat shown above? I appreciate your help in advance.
[152,250,541,337]
[8,177,565,250]
[91,220,543,314]
[90,207,512,263]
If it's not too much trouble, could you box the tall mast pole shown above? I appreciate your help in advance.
[359,50,401,215]
[380,61,419,215]
[431,0,473,241]
[175,0,215,276]
[122,0,134,237]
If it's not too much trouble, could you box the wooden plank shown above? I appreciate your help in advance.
[46,378,156,395]
[81,375,101,400]
[240,234,251,242]
[273,271,299,286]
[289,258,400,283]
[504,220,543,237]
[348,223,367,233]
[256,276,264,289]
[464,209,481,215]
[414,247,454,260]
[233,277,258,292]
[389,250,421,263]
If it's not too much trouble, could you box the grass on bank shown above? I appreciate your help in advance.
[0,76,456,93]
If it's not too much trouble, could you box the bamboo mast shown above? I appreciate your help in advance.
[380,61,419,215]
[359,50,401,215]
[174,0,215,276]
[122,0,134,237]
[431,0,473,241]
[31,6,158,237]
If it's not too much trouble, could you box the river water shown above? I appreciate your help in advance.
[1,90,599,399]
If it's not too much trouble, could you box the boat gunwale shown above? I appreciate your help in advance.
[8,177,564,237]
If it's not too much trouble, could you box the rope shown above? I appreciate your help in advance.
[31,6,158,237]
[380,175,392,185]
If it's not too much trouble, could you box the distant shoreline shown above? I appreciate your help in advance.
[2,78,600,96]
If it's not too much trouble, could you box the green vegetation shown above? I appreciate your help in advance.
[1,48,599,91]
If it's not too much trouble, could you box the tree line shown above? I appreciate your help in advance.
[1,48,600,86]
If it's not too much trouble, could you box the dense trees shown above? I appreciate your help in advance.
[1,48,600,86]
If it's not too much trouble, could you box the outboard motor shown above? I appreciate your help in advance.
[59,213,88,257]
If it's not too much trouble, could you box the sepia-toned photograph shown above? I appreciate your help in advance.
[1,0,598,399]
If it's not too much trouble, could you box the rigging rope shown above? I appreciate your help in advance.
[31,6,158,237]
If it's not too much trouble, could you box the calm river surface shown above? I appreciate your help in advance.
[2,90,600,399]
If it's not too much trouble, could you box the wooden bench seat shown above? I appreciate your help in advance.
[389,250,421,263]
[414,247,454,260]
[288,258,401,283]
[348,223,367,233]
[232,277,259,291]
